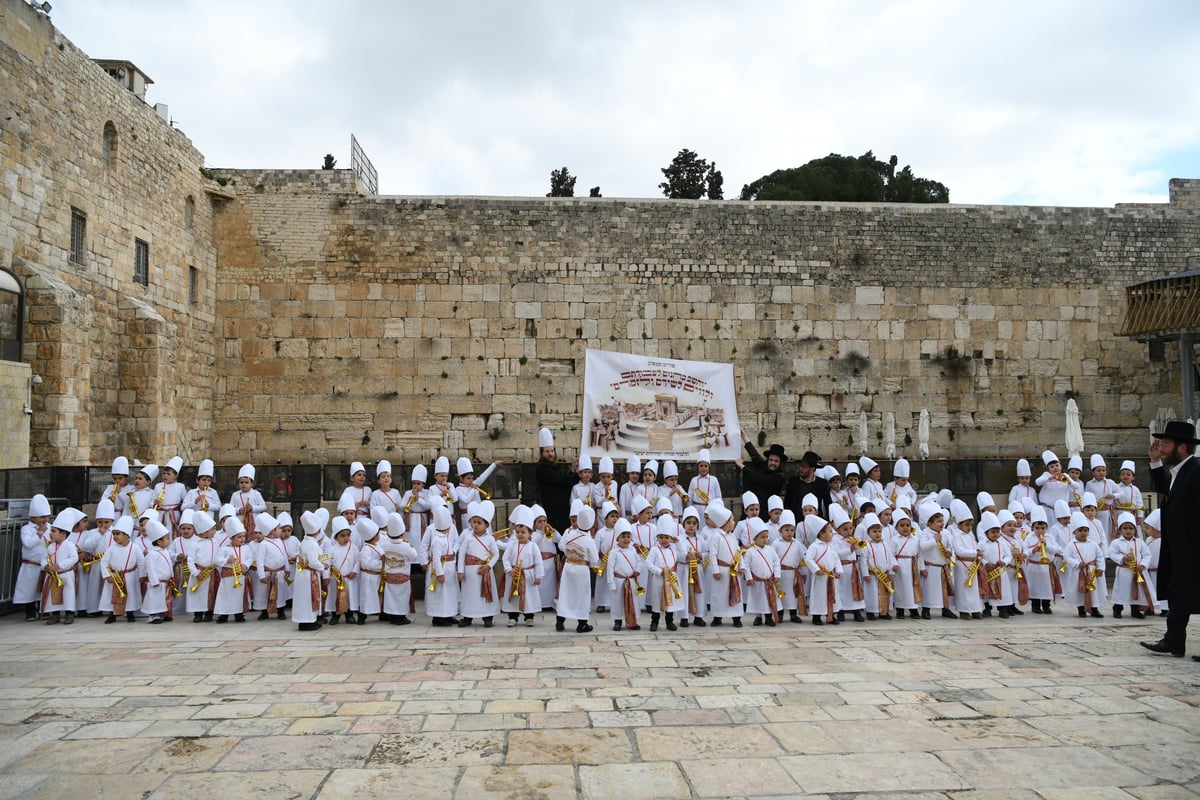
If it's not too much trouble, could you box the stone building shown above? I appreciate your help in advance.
[3,0,1199,473]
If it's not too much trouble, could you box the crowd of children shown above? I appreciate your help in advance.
[12,436,1166,632]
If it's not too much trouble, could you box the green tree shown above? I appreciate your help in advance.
[659,148,723,199]
[322,153,336,170]
[547,166,576,197]
[740,151,947,203]
[589,186,602,197]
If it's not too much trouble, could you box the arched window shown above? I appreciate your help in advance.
[103,121,118,169]
[0,269,24,362]
[184,195,195,229]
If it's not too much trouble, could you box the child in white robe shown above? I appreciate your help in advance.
[1143,510,1167,616]
[889,509,923,619]
[772,510,806,624]
[804,516,842,624]
[41,511,80,624]
[14,494,50,620]
[424,504,461,627]
[531,503,559,613]
[100,516,143,622]
[1108,511,1153,619]
[140,520,175,623]
[917,502,955,619]
[325,520,361,625]
[231,464,267,540]
[380,512,421,625]
[1063,512,1105,618]
[457,501,501,628]
[977,511,1015,618]
[1022,507,1062,614]
[833,507,867,622]
[705,503,744,627]
[593,503,621,612]
[502,508,543,626]
[254,513,290,621]
[680,507,710,626]
[950,500,984,619]
[556,506,598,633]
[182,459,221,516]
[742,519,782,626]
[606,521,644,631]
[646,518,687,631]
[860,514,897,620]
[293,511,328,631]
[186,512,221,622]
[213,521,252,623]
[80,499,115,616]
[687,449,723,512]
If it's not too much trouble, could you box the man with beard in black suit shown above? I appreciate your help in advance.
[785,450,833,518]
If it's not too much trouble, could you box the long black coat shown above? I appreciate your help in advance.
[1149,457,1200,613]
[741,443,786,520]
[534,459,577,534]
[785,475,833,520]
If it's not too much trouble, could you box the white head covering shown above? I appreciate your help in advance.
[1008,502,1026,517]
[662,460,678,479]
[779,509,797,528]
[950,499,974,524]
[600,501,619,521]
[1054,500,1071,519]
[432,504,453,530]
[893,458,910,478]
[112,516,135,536]
[538,428,554,448]
[28,494,51,517]
[859,456,878,474]
[145,519,170,543]
[937,489,954,509]
[138,508,159,523]
[140,464,160,483]
[1116,511,1138,530]
[254,513,277,534]
[350,461,366,477]
[1120,460,1136,474]
[578,454,593,472]
[845,463,860,477]
[767,495,784,512]
[855,495,876,513]
[238,464,256,481]
[370,506,389,528]
[631,496,652,515]
[976,492,996,511]
[276,511,293,529]
[337,494,356,514]
[746,517,769,540]
[386,513,407,538]
[300,510,323,536]
[355,517,380,541]
[1041,450,1059,467]
[411,464,428,483]
[643,459,659,476]
[654,497,672,516]
[1144,509,1161,530]
[598,456,614,475]
[570,498,585,517]
[455,457,473,476]
[1079,492,1097,508]
[434,456,450,475]
[198,458,214,478]
[1089,454,1106,471]
[682,507,701,524]
[1067,455,1083,472]
[803,514,829,540]
[858,512,881,534]
[801,493,819,510]
[225,518,246,537]
[1016,458,1031,478]
[613,517,632,536]
[892,508,910,525]
[626,457,641,475]
[165,456,184,474]
[94,498,116,521]
[111,456,130,476]
[918,502,944,526]
[829,504,851,529]
[509,506,533,531]
[576,506,595,530]
[469,500,496,525]
[330,516,351,536]
[978,511,1001,533]
[741,491,759,509]
[51,509,76,531]
[997,509,1016,527]
[530,504,547,521]
[1069,511,1091,533]
[1021,497,1037,516]
[821,465,839,480]
[696,449,711,465]
[707,503,732,527]
[1029,506,1048,525]
[192,511,216,535]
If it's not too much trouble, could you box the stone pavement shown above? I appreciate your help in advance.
[0,610,1197,799]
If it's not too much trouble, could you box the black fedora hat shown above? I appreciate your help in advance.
[765,443,788,461]
[799,451,823,467]
[1153,420,1200,444]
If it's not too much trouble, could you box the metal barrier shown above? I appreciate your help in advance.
[0,496,71,615]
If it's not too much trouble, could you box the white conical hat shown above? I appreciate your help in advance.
[626,457,641,475]
[350,461,365,477]
[434,456,450,474]
[238,464,256,481]
[192,512,216,534]
[538,428,554,448]
[28,494,51,517]
[95,498,116,520]
[165,457,184,474]
[578,454,593,472]
[696,449,711,464]
[376,459,393,476]
[456,457,474,476]
[662,460,678,478]
[111,456,130,475]
[598,457,614,475]
[386,513,406,538]
[411,464,428,483]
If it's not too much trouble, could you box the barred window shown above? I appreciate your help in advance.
[134,239,149,286]
[70,208,87,265]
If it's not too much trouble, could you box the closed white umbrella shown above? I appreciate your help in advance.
[859,411,869,456]
[1065,399,1085,459]
[918,409,930,459]
[884,413,896,459]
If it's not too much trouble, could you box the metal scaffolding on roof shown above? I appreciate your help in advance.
[1119,269,1200,421]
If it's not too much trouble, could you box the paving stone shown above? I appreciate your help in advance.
[936,745,1153,789]
[781,752,971,793]
[318,767,461,797]
[682,757,802,797]
[8,736,164,773]
[136,736,240,774]
[579,762,691,800]
[149,769,328,799]
[455,764,576,798]
[214,734,378,771]
[507,728,634,765]
[368,731,505,766]
[638,724,781,760]
[21,773,167,799]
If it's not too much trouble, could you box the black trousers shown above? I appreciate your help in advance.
[1164,605,1191,650]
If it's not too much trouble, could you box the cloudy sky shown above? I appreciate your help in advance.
[52,1,1199,206]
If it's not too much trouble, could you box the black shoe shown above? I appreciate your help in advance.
[24,606,36,621]
[203,612,213,622]
[693,618,706,627]
[650,620,659,632]
[457,618,472,628]
[828,616,840,625]
[1193,656,1200,663]
[258,611,269,621]
[790,612,803,624]
[63,612,74,625]
[837,611,846,622]
[1009,605,1024,615]
[555,616,566,632]
[941,609,956,619]
[1043,601,1053,615]
[1132,608,1145,619]
[983,607,993,618]
[192,613,204,623]
[679,619,689,628]
[614,621,622,631]
[576,622,594,633]
[971,612,983,620]
[1160,610,1169,617]
[852,611,865,623]
[765,616,776,627]
[998,607,1010,619]
[1031,603,1043,614]
[921,608,931,620]
[879,614,891,620]
[277,610,287,620]
[483,617,494,628]
[234,613,245,623]
[1140,639,1184,657]
[126,612,136,623]
[626,625,640,631]
[45,613,60,625]
[148,617,162,625]
[732,617,742,628]
[812,616,824,625]
[298,622,321,631]
[345,613,355,624]
[329,614,340,625]
[752,616,763,626]
[666,615,677,632]
[1078,607,1087,617]
[215,615,228,624]
[866,613,877,621]
[357,613,367,625]
[1113,606,1123,619]
[391,615,411,626]
[1090,609,1104,618]
[596,606,608,613]
[710,617,722,626]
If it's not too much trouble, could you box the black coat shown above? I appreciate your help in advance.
[741,443,786,520]
[785,475,832,520]
[1149,457,1200,613]
[534,459,577,534]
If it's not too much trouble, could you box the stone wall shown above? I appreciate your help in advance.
[0,359,31,468]
[0,0,219,466]
[211,171,1200,467]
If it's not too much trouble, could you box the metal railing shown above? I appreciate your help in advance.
[0,496,70,614]
[350,134,378,195]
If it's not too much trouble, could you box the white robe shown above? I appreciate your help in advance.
[501,541,544,615]
[556,530,598,621]
[424,531,461,619]
[41,540,79,613]
[804,540,842,616]
[457,532,500,618]
[292,537,327,624]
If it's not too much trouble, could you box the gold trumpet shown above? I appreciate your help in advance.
[666,569,684,600]
[476,485,491,501]
[775,579,786,601]
[108,567,127,598]
[634,576,646,596]
[594,552,608,577]
[231,559,243,588]
[493,527,511,540]
[48,555,63,589]
[510,565,524,598]
[964,558,982,588]
[403,493,417,514]
[695,487,710,504]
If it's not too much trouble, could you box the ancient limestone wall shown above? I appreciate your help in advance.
[0,359,31,468]
[0,0,219,466]
[211,170,1200,467]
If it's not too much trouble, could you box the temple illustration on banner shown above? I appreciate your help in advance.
[589,390,729,454]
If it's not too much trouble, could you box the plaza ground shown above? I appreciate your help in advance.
[0,609,1197,799]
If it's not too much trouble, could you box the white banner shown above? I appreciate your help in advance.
[580,349,742,462]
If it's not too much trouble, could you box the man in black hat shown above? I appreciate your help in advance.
[1141,420,1200,661]
[785,451,833,519]
[739,433,787,520]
